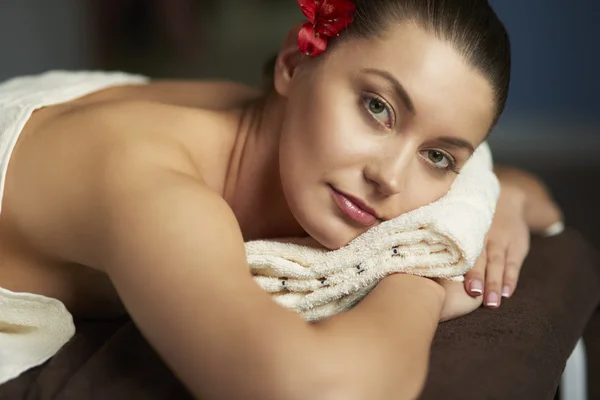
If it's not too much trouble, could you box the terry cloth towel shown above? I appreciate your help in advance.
[246,141,500,322]
[0,70,149,385]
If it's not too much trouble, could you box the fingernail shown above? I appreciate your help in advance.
[502,286,511,298]
[486,292,499,307]
[470,280,483,295]
[543,221,565,237]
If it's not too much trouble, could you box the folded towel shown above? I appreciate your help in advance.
[246,142,500,321]
[0,70,148,385]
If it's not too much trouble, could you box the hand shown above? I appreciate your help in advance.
[464,185,530,308]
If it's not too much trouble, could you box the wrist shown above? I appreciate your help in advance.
[381,274,446,325]
[380,274,446,306]
[408,275,446,307]
[425,277,446,304]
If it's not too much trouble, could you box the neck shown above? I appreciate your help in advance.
[223,93,305,241]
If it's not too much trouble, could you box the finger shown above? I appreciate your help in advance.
[502,238,530,298]
[484,243,507,308]
[464,248,486,297]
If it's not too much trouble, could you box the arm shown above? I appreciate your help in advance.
[9,134,444,400]
[88,167,445,400]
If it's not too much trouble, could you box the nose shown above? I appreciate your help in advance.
[363,150,411,197]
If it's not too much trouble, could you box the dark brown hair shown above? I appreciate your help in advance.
[265,0,511,127]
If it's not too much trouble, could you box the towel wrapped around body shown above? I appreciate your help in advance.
[0,70,148,385]
[247,141,500,321]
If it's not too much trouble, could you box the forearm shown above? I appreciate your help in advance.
[313,274,445,400]
[112,257,442,400]
[198,274,444,400]
[494,165,563,232]
[119,263,442,400]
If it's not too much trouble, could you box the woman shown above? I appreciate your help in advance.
[0,0,562,399]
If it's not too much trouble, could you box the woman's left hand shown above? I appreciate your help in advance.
[463,185,531,308]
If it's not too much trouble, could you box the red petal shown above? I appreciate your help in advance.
[296,0,317,24]
[297,23,328,57]
[316,15,354,36]
[319,0,356,19]
[314,0,356,36]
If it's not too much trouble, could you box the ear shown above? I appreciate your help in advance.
[273,22,309,98]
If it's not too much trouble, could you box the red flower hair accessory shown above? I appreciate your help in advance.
[297,0,356,57]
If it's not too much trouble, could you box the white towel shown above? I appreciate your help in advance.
[246,142,500,321]
[0,70,148,385]
[0,288,75,385]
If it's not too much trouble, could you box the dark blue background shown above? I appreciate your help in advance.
[490,0,597,119]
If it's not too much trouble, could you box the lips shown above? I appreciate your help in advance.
[329,185,378,227]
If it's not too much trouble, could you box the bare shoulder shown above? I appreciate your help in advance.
[74,79,261,110]
[18,99,234,181]
[10,100,206,189]
[3,100,232,266]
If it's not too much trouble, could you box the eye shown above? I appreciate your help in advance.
[368,98,386,114]
[362,94,394,128]
[420,150,459,174]
[428,150,449,168]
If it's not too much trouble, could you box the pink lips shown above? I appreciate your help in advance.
[330,186,378,227]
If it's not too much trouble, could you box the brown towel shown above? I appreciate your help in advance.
[421,229,600,400]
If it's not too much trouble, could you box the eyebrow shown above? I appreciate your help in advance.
[361,68,476,155]
[362,68,415,114]
[435,137,476,155]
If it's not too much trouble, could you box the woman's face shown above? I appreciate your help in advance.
[277,24,496,249]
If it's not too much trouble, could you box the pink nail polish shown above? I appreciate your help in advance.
[502,286,511,298]
[486,292,499,307]
[470,280,483,295]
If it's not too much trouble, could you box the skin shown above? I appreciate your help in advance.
[276,25,494,250]
[468,166,563,306]
[0,22,561,399]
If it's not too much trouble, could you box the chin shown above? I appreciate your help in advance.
[286,196,351,250]
[282,180,359,250]
[300,215,358,250]
[312,233,348,250]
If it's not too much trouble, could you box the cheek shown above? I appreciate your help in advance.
[277,84,377,247]
[402,171,455,214]
[282,87,373,176]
